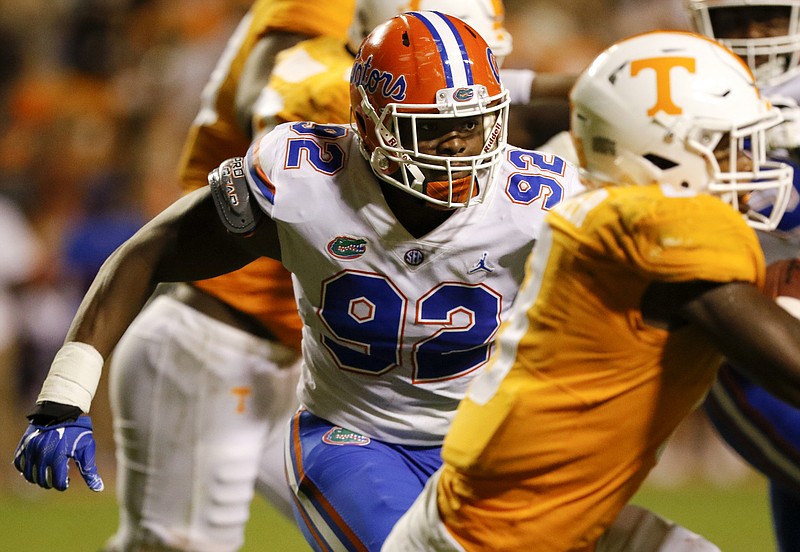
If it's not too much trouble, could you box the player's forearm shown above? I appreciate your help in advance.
[36,189,261,414]
[736,306,800,407]
[65,240,162,357]
[66,188,260,356]
[686,282,800,406]
[34,235,165,413]
[62,193,193,356]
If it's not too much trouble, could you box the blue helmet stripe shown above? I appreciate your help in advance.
[436,11,474,84]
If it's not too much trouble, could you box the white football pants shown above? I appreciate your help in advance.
[101,295,300,552]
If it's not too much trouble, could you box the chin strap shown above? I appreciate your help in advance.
[369,149,426,192]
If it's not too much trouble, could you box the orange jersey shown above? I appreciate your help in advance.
[177,0,355,350]
[250,35,354,135]
[437,185,765,551]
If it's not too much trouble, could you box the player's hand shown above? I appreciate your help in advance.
[13,415,104,492]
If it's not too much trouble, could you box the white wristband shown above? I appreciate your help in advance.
[37,342,104,413]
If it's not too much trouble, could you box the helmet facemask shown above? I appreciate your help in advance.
[689,1,800,88]
[577,107,793,231]
[356,82,510,209]
[683,114,795,230]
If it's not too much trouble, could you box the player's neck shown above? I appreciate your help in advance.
[380,181,454,238]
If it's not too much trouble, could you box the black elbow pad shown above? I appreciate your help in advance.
[209,157,264,235]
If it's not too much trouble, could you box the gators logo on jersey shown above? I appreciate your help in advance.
[327,236,367,259]
[322,427,371,446]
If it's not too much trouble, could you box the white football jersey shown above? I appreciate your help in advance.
[243,122,583,445]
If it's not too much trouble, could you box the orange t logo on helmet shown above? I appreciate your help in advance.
[630,57,696,116]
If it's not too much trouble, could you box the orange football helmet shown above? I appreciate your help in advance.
[350,11,510,208]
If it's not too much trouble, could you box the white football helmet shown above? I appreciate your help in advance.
[687,0,800,87]
[570,30,793,231]
[347,0,513,65]
[350,11,510,208]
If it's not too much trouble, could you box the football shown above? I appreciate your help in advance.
[763,257,800,300]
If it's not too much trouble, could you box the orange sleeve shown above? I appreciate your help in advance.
[252,0,356,40]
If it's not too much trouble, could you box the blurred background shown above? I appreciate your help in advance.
[0,0,774,550]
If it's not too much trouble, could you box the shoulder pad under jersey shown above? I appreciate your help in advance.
[209,157,263,235]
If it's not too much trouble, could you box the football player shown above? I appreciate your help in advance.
[382,30,800,551]
[99,1,515,551]
[115,1,517,550]
[688,3,800,550]
[12,10,584,552]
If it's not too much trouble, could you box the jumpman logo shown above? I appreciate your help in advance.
[468,252,495,274]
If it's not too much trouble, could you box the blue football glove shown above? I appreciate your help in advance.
[13,415,104,492]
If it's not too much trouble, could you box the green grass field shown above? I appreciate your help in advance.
[0,477,775,551]
[632,479,776,551]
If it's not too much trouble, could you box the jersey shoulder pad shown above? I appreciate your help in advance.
[616,187,761,283]
[209,157,263,235]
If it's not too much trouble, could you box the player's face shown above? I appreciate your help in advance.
[710,6,790,39]
[398,114,487,178]
[394,114,489,207]
[710,6,791,69]
[414,116,485,155]
[713,134,753,173]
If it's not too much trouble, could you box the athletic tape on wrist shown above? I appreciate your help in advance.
[37,342,104,413]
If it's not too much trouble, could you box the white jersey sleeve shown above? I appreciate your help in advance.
[764,77,800,104]
[500,68,536,105]
[243,124,584,445]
